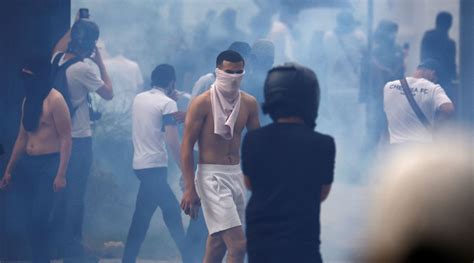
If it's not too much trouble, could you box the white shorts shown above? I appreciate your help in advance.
[195,164,246,235]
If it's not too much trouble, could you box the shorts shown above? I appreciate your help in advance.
[195,164,246,235]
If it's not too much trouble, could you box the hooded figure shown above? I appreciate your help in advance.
[262,63,320,129]
[21,56,53,132]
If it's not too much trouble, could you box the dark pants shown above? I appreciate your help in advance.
[248,245,322,263]
[122,167,187,263]
[14,153,60,263]
[52,137,92,260]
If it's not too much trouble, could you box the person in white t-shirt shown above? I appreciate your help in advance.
[50,17,113,262]
[384,59,454,145]
[123,64,189,263]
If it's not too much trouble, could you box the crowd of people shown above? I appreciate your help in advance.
[0,6,464,263]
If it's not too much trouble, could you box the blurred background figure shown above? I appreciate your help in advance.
[363,136,473,262]
[267,8,299,64]
[360,20,405,153]
[212,8,249,48]
[92,40,143,187]
[321,11,366,180]
[420,11,457,103]
[246,39,275,114]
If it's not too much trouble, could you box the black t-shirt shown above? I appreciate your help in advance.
[242,122,335,253]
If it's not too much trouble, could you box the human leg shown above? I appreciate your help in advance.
[203,232,227,263]
[28,154,59,263]
[122,169,161,263]
[153,168,189,261]
[220,226,246,263]
[61,138,92,259]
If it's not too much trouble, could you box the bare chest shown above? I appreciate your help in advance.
[37,102,55,129]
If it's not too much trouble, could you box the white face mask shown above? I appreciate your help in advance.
[214,68,245,99]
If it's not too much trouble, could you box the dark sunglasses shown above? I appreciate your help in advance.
[224,69,244,74]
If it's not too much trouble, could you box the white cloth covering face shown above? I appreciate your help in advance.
[210,68,245,140]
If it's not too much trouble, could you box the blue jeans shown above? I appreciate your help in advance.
[122,167,187,263]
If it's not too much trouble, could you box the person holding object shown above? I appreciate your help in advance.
[50,10,113,262]
[1,56,72,263]
[241,63,335,263]
[180,50,260,263]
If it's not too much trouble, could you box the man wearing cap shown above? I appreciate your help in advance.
[383,59,454,145]
[242,63,335,263]
[180,50,259,263]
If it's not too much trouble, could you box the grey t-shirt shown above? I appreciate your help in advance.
[52,52,105,138]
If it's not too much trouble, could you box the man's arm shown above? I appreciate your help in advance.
[165,125,181,170]
[244,175,252,191]
[52,11,80,56]
[180,95,207,219]
[91,48,114,100]
[51,93,72,192]
[437,103,455,121]
[52,29,71,56]
[1,103,27,189]
[246,95,260,130]
[434,102,455,139]
[321,184,332,202]
[320,137,336,203]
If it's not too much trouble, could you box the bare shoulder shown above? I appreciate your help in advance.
[240,91,258,108]
[48,89,67,107]
[191,90,211,109]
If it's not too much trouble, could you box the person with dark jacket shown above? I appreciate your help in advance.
[421,12,456,101]
[242,63,336,263]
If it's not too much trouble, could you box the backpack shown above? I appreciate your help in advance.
[51,52,82,117]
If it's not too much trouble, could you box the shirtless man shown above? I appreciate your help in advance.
[1,56,72,262]
[180,50,260,263]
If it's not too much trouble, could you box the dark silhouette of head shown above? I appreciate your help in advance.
[220,8,237,30]
[336,11,358,34]
[21,55,53,132]
[151,64,176,93]
[374,20,399,47]
[69,19,100,58]
[435,12,452,31]
[416,59,441,83]
[228,41,252,61]
[251,39,275,70]
[262,63,320,129]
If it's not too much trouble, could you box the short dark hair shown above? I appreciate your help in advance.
[418,59,441,74]
[216,50,245,68]
[69,20,100,56]
[151,64,176,87]
[436,12,452,30]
